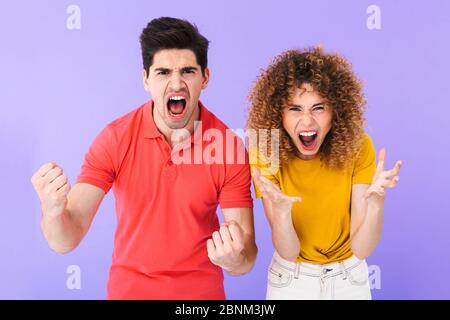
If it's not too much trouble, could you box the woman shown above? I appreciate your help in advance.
[247,47,402,299]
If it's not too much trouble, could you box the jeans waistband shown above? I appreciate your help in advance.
[272,251,364,279]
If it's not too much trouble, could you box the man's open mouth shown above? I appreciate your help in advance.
[298,131,318,150]
[167,96,187,116]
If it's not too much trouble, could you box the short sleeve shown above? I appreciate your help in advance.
[76,125,117,193]
[218,138,253,209]
[249,148,280,199]
[352,133,376,185]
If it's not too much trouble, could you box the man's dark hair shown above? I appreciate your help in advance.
[140,17,210,76]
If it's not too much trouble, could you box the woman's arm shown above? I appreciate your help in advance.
[350,148,402,259]
[252,167,302,261]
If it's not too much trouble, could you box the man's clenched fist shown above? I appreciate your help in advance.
[31,162,70,218]
[206,220,245,272]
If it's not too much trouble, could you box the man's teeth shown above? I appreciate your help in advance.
[299,132,317,137]
[169,96,185,101]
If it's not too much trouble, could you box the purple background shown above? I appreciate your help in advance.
[1,0,449,299]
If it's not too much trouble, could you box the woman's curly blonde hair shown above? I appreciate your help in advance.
[246,47,366,169]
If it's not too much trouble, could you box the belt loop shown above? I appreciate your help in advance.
[339,262,349,280]
[294,261,300,279]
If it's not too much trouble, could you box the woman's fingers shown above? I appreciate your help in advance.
[252,168,280,195]
[383,160,402,178]
[379,175,400,189]
[374,148,386,177]
[386,176,400,188]
[252,167,301,204]
[259,176,281,193]
[253,173,279,201]
[287,196,302,203]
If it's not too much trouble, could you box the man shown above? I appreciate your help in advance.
[31,17,257,299]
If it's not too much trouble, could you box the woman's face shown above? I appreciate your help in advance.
[282,83,333,160]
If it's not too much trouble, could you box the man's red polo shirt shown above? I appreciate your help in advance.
[76,100,253,299]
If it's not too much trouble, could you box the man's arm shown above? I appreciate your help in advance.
[206,207,258,276]
[32,163,105,254]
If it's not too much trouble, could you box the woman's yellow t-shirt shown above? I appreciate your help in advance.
[252,133,376,263]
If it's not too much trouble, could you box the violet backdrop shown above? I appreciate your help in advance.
[0,0,449,299]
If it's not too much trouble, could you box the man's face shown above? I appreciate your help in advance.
[282,83,333,160]
[143,49,209,130]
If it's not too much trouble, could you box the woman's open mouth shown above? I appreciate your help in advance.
[298,131,318,151]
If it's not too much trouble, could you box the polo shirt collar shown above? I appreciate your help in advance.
[192,100,212,146]
[143,100,161,138]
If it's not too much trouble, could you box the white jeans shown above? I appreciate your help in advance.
[266,251,371,300]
